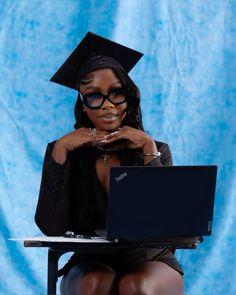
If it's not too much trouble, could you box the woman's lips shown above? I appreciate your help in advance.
[99,113,118,123]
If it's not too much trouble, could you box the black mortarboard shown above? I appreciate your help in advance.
[50,31,143,90]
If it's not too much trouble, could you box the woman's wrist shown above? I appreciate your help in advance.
[142,137,158,154]
[142,137,160,163]
[52,140,68,165]
[143,152,161,158]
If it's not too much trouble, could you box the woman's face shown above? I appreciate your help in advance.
[79,68,128,132]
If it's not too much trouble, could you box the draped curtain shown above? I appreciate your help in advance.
[1,1,236,294]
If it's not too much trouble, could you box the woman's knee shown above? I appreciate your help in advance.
[61,263,117,295]
[118,272,149,295]
[118,262,184,295]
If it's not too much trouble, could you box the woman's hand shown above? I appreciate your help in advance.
[52,126,158,165]
[56,128,110,151]
[97,126,159,164]
[98,126,157,152]
[52,128,112,164]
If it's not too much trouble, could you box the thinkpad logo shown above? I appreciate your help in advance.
[115,172,128,182]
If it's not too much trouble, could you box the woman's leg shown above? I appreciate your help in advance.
[60,262,117,295]
[118,261,183,295]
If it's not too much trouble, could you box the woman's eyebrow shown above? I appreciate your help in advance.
[84,83,122,92]
[84,85,100,92]
[109,83,122,88]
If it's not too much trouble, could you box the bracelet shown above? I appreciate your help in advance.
[143,152,161,158]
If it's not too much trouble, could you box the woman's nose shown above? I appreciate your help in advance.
[101,97,115,109]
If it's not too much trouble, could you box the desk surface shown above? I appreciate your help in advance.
[11,236,200,250]
[10,236,200,295]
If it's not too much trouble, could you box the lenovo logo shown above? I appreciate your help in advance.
[115,172,128,182]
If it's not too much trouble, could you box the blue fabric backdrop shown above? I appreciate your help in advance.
[1,0,236,294]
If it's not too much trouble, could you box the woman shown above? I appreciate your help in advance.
[35,32,183,295]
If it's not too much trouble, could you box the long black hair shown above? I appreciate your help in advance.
[67,69,146,232]
[74,68,144,131]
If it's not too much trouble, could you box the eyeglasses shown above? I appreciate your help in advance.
[80,87,128,109]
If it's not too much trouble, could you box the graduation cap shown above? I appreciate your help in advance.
[50,31,143,90]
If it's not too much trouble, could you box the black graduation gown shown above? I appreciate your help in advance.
[35,141,183,276]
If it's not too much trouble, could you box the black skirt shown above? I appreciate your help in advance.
[58,248,183,277]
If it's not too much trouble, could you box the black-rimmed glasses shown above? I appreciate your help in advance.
[80,87,128,109]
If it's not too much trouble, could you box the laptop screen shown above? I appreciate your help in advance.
[106,166,217,241]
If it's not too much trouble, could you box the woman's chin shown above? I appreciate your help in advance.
[97,124,121,132]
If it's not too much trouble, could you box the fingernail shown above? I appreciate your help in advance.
[111,131,119,135]
[104,131,118,140]
[99,139,109,143]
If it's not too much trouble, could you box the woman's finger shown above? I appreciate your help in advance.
[104,130,120,139]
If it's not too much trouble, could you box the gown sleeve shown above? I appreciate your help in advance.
[145,142,173,167]
[35,142,71,236]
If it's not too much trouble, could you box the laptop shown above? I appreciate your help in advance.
[96,165,217,247]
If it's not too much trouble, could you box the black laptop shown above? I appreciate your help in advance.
[97,165,217,247]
